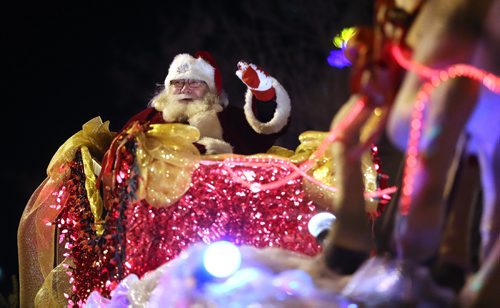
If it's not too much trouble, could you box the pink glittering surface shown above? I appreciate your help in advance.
[56,142,328,304]
[125,161,324,278]
[56,138,389,306]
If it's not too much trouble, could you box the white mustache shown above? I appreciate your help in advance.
[173,94,194,101]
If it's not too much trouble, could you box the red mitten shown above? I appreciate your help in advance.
[236,61,276,101]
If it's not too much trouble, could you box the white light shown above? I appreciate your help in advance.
[307,212,336,237]
[203,241,242,278]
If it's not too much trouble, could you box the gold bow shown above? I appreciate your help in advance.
[47,117,115,179]
[134,123,201,207]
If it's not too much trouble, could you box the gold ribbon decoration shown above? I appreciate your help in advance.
[134,123,201,208]
[47,116,115,180]
[80,146,105,235]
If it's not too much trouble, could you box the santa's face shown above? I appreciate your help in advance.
[169,79,209,101]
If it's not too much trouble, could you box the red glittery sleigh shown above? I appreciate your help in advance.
[41,119,386,305]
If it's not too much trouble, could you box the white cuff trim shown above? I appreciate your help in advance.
[243,77,291,135]
[197,137,233,154]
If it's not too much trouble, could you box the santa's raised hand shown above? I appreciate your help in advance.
[236,61,276,101]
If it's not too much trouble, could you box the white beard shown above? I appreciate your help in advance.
[153,92,222,123]
[150,90,224,139]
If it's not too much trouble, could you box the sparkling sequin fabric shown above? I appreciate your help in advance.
[59,140,326,304]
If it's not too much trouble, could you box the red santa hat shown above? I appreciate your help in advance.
[164,51,223,96]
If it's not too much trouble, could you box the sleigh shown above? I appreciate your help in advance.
[18,116,386,306]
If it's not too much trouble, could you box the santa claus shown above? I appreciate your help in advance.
[120,51,291,155]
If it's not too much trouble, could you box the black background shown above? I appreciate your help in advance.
[2,0,403,300]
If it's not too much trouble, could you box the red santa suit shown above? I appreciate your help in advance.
[117,51,291,155]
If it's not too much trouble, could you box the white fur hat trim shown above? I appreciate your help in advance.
[164,54,216,92]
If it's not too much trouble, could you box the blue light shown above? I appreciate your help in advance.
[203,241,242,278]
[288,281,299,290]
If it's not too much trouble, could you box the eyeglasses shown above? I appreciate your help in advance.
[170,79,207,89]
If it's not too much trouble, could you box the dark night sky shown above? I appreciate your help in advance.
[3,0,403,299]
[3,3,170,296]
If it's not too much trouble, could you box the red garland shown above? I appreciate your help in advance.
[54,152,106,305]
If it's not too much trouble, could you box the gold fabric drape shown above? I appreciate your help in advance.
[18,117,114,307]
[114,123,201,208]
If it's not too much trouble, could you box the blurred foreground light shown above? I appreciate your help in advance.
[327,50,351,68]
[307,212,336,238]
[203,241,242,278]
[333,27,357,49]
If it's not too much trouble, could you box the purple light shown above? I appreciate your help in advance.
[327,49,351,68]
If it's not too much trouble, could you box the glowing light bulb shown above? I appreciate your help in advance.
[307,212,336,238]
[327,49,352,68]
[203,241,242,278]
[333,27,357,49]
